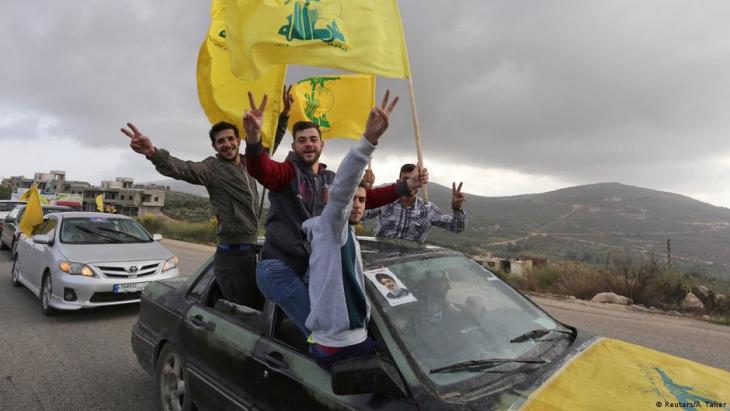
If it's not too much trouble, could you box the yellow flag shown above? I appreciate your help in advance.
[288,74,374,140]
[520,338,730,410]
[198,0,287,148]
[225,0,411,81]
[95,194,104,212]
[18,186,44,237]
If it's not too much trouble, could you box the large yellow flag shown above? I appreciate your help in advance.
[198,0,287,148]
[18,186,44,237]
[225,0,411,81]
[520,338,730,410]
[288,74,374,140]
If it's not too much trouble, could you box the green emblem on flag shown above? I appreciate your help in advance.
[279,0,347,49]
[299,76,339,130]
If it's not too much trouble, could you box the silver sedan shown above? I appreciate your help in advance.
[11,212,180,314]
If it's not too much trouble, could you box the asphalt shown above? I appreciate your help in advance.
[0,239,214,411]
[0,239,728,410]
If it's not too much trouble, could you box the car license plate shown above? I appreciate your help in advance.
[113,282,149,293]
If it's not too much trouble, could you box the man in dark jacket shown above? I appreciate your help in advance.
[243,91,427,335]
[120,90,293,309]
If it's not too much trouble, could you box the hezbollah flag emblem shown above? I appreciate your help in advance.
[288,74,375,140]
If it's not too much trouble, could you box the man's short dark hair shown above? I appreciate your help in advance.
[209,121,239,144]
[400,163,416,177]
[292,121,321,140]
[375,273,395,284]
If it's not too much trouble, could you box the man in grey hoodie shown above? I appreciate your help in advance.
[303,91,403,370]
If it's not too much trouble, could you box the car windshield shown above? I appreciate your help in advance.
[365,254,571,392]
[60,217,152,244]
[0,202,22,212]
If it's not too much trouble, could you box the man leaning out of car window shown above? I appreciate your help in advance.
[302,92,406,370]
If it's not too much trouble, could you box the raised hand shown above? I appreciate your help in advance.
[452,182,465,209]
[281,85,294,116]
[362,168,375,189]
[364,90,399,145]
[243,91,268,144]
[406,164,429,192]
[120,122,155,157]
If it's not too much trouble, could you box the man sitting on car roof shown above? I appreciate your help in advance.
[302,92,404,370]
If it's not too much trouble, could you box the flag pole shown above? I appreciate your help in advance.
[256,138,275,232]
[407,76,429,202]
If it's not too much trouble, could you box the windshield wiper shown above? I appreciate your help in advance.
[75,226,122,243]
[430,358,548,374]
[510,328,574,343]
[95,227,145,242]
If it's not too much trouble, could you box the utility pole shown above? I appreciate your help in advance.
[667,238,671,265]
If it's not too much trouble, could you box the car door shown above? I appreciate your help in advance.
[26,219,57,293]
[2,207,20,247]
[250,307,415,411]
[179,265,262,411]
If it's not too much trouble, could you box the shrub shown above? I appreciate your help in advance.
[135,215,216,245]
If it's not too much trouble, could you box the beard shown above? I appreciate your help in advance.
[298,149,322,165]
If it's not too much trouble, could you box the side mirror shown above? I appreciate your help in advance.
[32,234,51,245]
[153,234,163,241]
[331,356,407,398]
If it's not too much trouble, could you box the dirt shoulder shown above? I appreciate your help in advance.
[528,292,730,371]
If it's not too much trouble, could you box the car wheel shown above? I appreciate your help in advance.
[156,344,192,411]
[41,272,55,316]
[11,257,21,287]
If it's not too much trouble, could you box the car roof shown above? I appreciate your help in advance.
[358,237,459,268]
[53,212,132,219]
[14,204,73,210]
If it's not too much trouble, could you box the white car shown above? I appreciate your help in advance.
[11,212,180,314]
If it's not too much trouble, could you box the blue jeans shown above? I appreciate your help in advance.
[309,338,377,371]
[256,259,310,336]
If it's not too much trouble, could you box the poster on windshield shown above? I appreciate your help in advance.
[365,267,417,307]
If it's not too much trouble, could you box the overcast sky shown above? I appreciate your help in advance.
[3,1,730,206]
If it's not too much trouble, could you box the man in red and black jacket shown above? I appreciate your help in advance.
[243,91,427,335]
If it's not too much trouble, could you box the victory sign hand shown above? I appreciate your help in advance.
[243,92,268,144]
[364,90,399,145]
[452,182,465,209]
[120,122,156,157]
[281,85,294,116]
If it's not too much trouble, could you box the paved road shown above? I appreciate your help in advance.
[532,296,730,371]
[1,239,728,410]
[0,239,214,411]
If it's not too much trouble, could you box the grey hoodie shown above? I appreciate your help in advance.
[303,137,375,347]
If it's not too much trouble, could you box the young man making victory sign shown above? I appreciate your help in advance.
[120,88,293,310]
[304,92,401,370]
[243,90,428,335]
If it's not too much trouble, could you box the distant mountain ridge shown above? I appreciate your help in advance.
[150,177,730,278]
[418,182,730,278]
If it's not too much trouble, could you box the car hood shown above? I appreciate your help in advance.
[492,338,730,411]
[58,242,174,263]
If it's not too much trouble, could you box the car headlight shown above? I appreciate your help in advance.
[162,256,178,272]
[58,262,95,277]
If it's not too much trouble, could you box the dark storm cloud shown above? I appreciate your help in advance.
[3,0,730,195]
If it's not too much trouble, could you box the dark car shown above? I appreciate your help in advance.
[1,205,74,254]
[131,238,603,411]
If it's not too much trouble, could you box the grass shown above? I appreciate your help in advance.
[488,254,730,317]
[137,214,217,245]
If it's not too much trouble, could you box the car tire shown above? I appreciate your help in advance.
[11,257,21,287]
[40,272,55,316]
[156,344,193,411]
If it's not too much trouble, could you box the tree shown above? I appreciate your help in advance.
[0,185,11,200]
